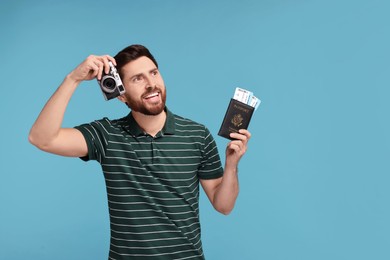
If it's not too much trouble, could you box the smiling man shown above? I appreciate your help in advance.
[29,44,251,260]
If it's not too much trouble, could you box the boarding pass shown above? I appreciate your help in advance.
[233,87,261,111]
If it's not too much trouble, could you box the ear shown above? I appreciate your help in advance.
[117,94,127,104]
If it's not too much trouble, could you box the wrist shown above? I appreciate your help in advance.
[224,163,238,175]
[63,74,83,93]
[66,72,82,85]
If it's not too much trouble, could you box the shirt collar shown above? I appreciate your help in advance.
[161,108,175,135]
[125,107,175,137]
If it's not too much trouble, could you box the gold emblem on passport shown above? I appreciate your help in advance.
[231,114,243,127]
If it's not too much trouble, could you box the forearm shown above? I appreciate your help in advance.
[209,130,251,214]
[29,75,79,149]
[212,165,239,215]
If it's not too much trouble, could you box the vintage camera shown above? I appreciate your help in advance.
[97,61,125,100]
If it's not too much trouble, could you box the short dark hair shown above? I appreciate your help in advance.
[114,44,158,77]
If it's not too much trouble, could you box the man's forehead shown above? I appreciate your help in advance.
[122,56,157,77]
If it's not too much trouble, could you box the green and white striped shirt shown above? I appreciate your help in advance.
[75,108,223,259]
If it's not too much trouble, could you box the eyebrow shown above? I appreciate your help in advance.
[130,73,143,81]
[129,68,158,81]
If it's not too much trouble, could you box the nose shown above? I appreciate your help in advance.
[145,75,156,88]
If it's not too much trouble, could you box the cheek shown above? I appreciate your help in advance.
[123,84,139,98]
[156,75,165,85]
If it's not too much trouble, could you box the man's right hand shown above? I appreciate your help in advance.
[68,55,117,83]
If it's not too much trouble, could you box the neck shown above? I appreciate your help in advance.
[132,110,167,137]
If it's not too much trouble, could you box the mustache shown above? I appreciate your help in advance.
[142,86,161,98]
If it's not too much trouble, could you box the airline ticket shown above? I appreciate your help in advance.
[233,87,261,111]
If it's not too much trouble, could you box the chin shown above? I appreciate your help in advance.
[145,105,165,116]
[134,102,165,116]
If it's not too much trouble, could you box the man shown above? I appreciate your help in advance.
[29,44,251,259]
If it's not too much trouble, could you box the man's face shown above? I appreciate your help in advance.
[119,56,166,115]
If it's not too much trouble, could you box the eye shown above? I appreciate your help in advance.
[151,70,159,76]
[132,75,143,83]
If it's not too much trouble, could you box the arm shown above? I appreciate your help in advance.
[201,129,251,215]
[28,55,116,157]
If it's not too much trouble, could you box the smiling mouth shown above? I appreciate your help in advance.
[143,92,160,101]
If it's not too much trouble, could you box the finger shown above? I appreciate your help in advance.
[101,56,110,74]
[106,55,117,66]
[227,142,241,154]
[98,55,116,74]
[229,139,246,151]
[83,59,99,79]
[229,131,248,142]
[238,129,251,140]
[90,63,100,78]
[231,137,249,152]
[93,60,104,80]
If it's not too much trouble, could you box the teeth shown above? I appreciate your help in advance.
[145,92,158,99]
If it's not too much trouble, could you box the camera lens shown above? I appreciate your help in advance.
[102,77,116,92]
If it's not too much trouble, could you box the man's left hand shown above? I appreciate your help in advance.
[226,129,251,168]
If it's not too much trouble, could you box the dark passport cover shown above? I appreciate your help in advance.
[218,98,254,139]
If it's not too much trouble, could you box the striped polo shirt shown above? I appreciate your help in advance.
[75,108,223,260]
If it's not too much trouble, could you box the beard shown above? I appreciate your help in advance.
[125,86,167,116]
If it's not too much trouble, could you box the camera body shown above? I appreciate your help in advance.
[97,61,125,100]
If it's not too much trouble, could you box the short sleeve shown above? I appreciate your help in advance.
[74,119,110,163]
[198,127,224,180]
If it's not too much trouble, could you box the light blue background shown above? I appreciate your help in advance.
[1,0,389,259]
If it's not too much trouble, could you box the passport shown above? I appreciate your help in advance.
[218,98,255,140]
